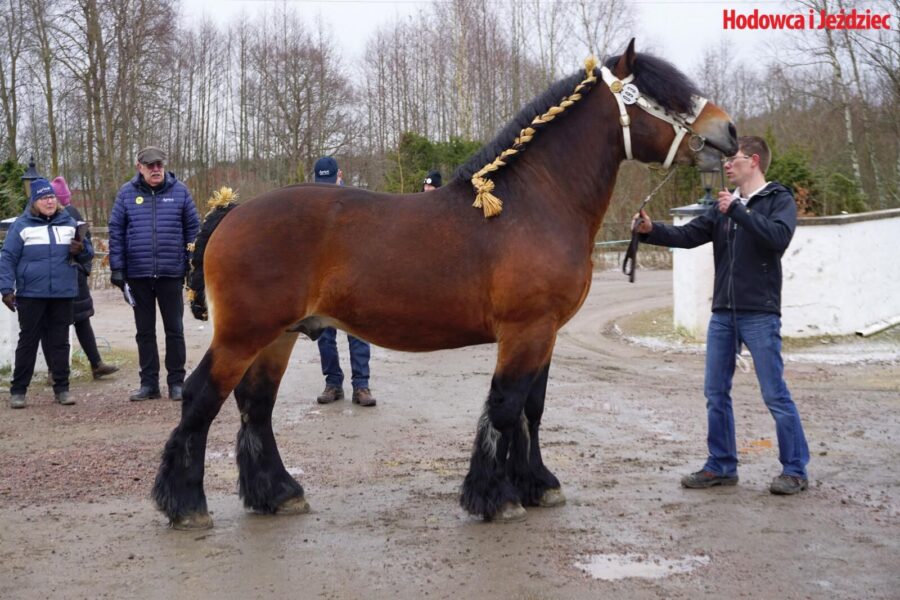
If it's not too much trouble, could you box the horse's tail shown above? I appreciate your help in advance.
[187,187,239,321]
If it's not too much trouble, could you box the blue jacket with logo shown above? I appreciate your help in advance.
[108,172,200,278]
[0,208,94,298]
[641,182,797,315]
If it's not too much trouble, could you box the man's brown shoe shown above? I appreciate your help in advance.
[681,469,739,489]
[351,388,376,407]
[92,362,119,379]
[316,385,344,404]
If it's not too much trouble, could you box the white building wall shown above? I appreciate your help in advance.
[672,207,900,339]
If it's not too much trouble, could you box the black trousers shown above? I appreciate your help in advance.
[11,297,73,395]
[73,319,102,367]
[41,317,102,369]
[129,277,186,389]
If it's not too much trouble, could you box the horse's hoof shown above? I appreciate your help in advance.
[275,496,310,515]
[493,502,527,523]
[538,488,566,508]
[172,512,214,530]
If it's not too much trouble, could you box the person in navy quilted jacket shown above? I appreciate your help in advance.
[108,147,200,402]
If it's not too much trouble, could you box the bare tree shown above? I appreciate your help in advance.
[0,0,25,161]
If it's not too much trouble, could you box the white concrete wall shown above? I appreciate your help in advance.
[0,308,55,372]
[672,207,900,339]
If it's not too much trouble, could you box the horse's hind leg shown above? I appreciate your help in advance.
[152,344,257,530]
[508,363,566,508]
[460,324,557,522]
[234,332,308,515]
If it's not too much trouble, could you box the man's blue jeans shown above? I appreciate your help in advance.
[703,311,809,478]
[317,327,370,390]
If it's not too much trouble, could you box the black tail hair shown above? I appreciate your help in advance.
[188,203,238,320]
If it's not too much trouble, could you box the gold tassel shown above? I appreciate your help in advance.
[471,176,503,218]
[207,186,238,211]
[584,55,597,78]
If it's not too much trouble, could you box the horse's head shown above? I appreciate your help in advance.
[604,39,738,171]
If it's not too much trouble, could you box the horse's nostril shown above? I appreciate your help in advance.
[728,122,737,141]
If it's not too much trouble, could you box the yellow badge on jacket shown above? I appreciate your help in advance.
[136,196,144,205]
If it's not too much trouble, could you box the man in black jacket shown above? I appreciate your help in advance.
[633,136,809,495]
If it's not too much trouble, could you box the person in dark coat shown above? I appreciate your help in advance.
[422,170,442,192]
[1,178,93,408]
[311,156,376,407]
[108,147,200,402]
[633,135,809,496]
[39,177,118,380]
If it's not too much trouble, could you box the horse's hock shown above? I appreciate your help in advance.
[671,206,900,339]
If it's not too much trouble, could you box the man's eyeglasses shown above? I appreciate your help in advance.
[142,161,164,170]
[724,154,752,165]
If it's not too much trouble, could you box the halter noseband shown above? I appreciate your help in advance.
[600,66,709,169]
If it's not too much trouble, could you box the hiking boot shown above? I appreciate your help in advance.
[316,385,344,404]
[169,385,183,401]
[55,391,76,406]
[769,474,808,495]
[129,386,161,401]
[9,394,26,409]
[352,387,376,407]
[681,469,739,489]
[92,362,119,379]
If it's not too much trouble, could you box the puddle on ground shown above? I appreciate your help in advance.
[575,553,710,581]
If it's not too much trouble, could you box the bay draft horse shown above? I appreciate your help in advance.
[153,40,737,529]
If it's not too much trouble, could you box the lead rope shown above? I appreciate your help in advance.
[622,168,677,282]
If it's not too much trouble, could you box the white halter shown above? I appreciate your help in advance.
[600,66,709,169]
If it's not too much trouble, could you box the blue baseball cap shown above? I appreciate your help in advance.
[313,156,338,184]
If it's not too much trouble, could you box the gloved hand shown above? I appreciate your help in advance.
[2,292,16,312]
[110,270,125,290]
[69,238,84,256]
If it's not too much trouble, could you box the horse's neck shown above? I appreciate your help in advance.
[512,97,624,237]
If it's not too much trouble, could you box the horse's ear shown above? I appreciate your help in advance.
[613,38,636,78]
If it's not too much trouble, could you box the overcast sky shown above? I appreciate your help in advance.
[180,0,790,75]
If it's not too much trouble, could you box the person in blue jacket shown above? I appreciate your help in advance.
[1,178,93,408]
[633,135,810,496]
[108,147,200,402]
[311,156,376,407]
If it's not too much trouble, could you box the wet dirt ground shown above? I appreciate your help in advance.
[1,270,898,599]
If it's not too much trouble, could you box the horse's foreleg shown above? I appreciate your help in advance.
[460,325,557,522]
[152,345,256,530]
[508,363,565,507]
[234,332,308,515]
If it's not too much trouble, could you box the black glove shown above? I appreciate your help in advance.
[68,238,84,256]
[2,292,16,312]
[110,270,125,290]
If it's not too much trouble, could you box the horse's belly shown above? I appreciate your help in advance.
[325,314,495,353]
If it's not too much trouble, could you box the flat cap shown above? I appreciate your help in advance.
[136,146,167,165]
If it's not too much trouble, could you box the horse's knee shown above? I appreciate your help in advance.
[486,380,527,431]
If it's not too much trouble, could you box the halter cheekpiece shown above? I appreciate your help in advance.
[600,66,709,169]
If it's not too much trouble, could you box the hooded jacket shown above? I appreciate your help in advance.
[641,182,797,315]
[108,172,200,278]
[0,207,94,298]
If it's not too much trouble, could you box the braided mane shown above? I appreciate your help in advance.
[455,71,591,182]
[454,52,702,218]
